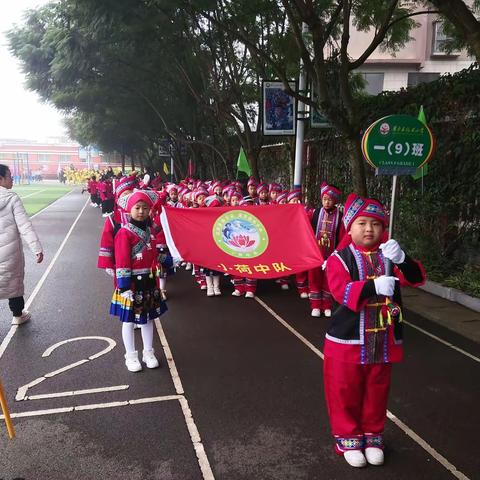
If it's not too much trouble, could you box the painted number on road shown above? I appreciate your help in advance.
[16,336,129,401]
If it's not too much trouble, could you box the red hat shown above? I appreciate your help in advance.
[269,182,282,193]
[205,194,224,207]
[114,173,138,198]
[118,189,159,212]
[342,193,387,232]
[247,177,258,187]
[239,196,254,206]
[257,183,268,194]
[194,188,208,201]
[287,188,302,202]
[229,190,242,201]
[276,191,288,203]
[320,182,342,202]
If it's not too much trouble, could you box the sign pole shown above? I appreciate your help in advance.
[389,174,398,239]
[293,22,308,189]
[0,380,15,439]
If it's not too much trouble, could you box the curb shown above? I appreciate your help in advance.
[419,280,480,313]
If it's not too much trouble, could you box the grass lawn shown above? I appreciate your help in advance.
[12,182,74,216]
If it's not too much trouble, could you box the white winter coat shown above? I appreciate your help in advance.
[0,186,43,299]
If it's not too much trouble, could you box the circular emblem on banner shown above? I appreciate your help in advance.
[213,210,269,259]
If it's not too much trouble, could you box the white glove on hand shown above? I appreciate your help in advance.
[172,257,183,267]
[373,276,396,296]
[120,290,134,301]
[379,239,405,264]
[321,260,327,271]
[105,268,115,277]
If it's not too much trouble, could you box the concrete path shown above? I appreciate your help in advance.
[0,189,478,479]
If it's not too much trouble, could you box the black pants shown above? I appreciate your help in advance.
[9,296,25,317]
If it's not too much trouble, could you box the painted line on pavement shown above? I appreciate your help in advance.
[403,320,480,364]
[30,188,75,219]
[155,318,215,480]
[26,385,130,401]
[19,189,47,199]
[254,296,471,480]
[0,198,89,361]
[0,395,183,419]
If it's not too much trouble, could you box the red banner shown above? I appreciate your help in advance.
[161,204,323,279]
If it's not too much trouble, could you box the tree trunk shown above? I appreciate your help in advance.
[345,135,367,196]
[246,148,260,180]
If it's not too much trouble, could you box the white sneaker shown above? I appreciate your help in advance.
[300,292,309,299]
[343,450,367,468]
[245,292,255,298]
[311,308,321,317]
[324,309,332,317]
[200,284,207,290]
[185,263,192,271]
[125,351,142,372]
[134,323,141,330]
[12,311,31,325]
[281,284,289,290]
[142,349,160,369]
[231,290,242,297]
[364,447,384,466]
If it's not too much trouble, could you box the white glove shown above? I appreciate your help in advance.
[120,290,134,301]
[172,256,183,267]
[379,239,405,264]
[105,268,115,277]
[373,276,396,296]
[321,260,327,271]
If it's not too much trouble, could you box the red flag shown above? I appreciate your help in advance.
[161,204,323,279]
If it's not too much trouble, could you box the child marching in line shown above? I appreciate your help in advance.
[87,175,101,207]
[324,193,426,467]
[309,183,345,317]
[110,190,172,372]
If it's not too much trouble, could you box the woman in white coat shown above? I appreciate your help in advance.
[0,165,43,325]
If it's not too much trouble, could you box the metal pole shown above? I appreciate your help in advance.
[293,22,309,189]
[388,175,398,238]
[386,174,399,276]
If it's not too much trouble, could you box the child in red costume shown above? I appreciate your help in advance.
[110,190,172,372]
[324,193,426,468]
[309,183,345,317]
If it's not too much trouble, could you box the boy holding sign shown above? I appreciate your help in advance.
[324,193,425,468]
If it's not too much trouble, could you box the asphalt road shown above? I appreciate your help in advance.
[0,189,478,480]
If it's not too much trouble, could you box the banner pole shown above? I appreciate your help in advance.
[0,380,15,439]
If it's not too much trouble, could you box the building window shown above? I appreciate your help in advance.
[432,21,454,54]
[59,154,72,163]
[38,153,49,163]
[360,72,384,95]
[407,72,440,87]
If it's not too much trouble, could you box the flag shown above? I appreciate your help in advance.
[412,106,429,180]
[236,147,251,176]
[161,204,324,279]
[163,162,169,175]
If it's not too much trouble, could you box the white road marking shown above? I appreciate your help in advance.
[30,188,75,219]
[0,395,183,419]
[16,336,125,401]
[155,318,215,480]
[254,296,471,480]
[0,198,89,361]
[27,385,129,401]
[154,318,184,395]
[19,189,47,199]
[403,320,480,364]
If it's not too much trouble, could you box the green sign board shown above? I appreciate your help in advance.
[362,115,435,175]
